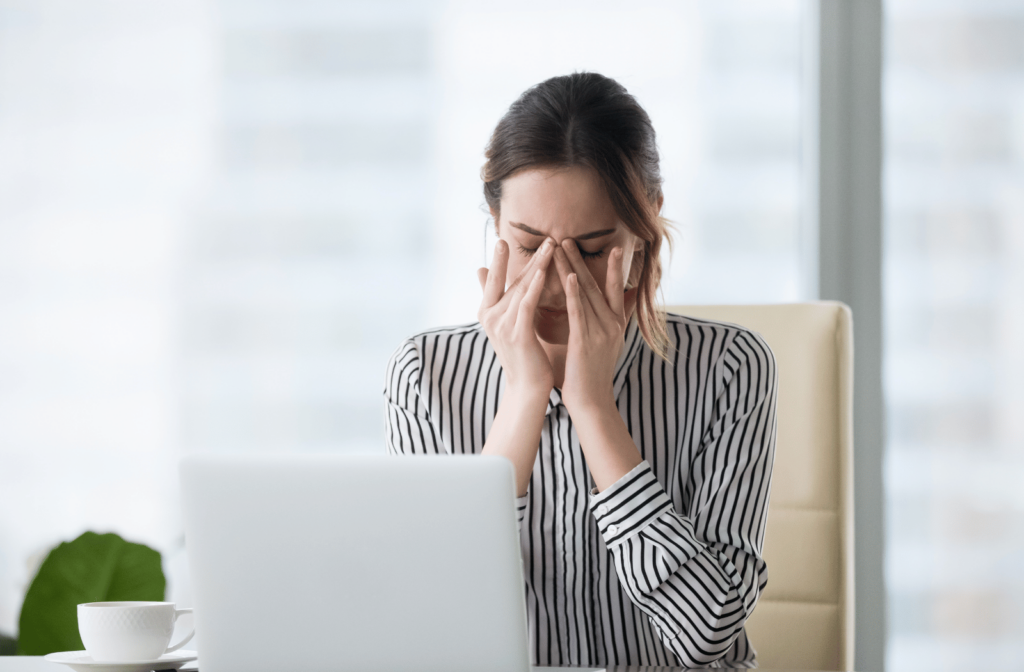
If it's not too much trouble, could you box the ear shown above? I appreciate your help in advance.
[656,193,664,213]
[626,241,645,290]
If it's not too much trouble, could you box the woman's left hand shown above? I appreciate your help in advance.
[553,240,628,416]
[554,239,644,492]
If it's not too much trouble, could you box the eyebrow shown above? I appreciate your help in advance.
[509,221,616,241]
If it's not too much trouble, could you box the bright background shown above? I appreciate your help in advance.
[883,0,1024,666]
[0,0,1021,668]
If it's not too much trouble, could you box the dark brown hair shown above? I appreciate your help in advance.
[482,72,671,358]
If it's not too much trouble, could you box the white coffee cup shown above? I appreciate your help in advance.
[78,601,195,662]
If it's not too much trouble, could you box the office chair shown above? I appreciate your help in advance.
[667,302,855,671]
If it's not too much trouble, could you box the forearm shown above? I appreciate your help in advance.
[570,399,642,492]
[482,387,549,496]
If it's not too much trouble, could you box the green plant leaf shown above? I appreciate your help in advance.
[16,532,165,655]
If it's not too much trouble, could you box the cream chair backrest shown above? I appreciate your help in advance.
[666,302,854,671]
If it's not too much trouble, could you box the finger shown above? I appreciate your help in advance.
[561,239,615,321]
[565,273,588,338]
[477,267,488,292]
[553,245,572,286]
[605,247,625,317]
[513,239,555,297]
[504,238,550,297]
[482,240,509,308]
[505,239,553,317]
[515,249,550,335]
[555,245,597,321]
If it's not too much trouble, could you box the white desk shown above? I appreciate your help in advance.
[0,657,849,672]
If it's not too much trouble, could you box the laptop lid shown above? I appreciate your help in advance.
[180,454,529,672]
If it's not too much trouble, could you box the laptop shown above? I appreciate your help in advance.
[180,454,530,672]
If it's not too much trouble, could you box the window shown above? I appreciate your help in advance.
[0,0,806,643]
[884,0,1024,667]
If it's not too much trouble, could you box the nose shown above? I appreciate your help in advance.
[541,247,565,305]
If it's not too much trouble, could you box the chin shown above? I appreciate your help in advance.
[535,315,569,345]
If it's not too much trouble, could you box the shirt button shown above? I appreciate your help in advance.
[606,524,619,535]
[597,505,608,516]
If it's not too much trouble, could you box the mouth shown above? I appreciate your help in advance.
[538,306,567,317]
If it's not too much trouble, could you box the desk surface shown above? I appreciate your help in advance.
[0,657,849,672]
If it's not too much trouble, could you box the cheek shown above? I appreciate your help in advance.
[585,258,608,287]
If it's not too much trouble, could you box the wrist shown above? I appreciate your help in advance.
[564,391,617,421]
[503,382,553,410]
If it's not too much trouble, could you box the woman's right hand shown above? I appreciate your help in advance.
[477,238,555,403]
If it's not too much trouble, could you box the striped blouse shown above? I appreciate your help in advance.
[383,312,777,668]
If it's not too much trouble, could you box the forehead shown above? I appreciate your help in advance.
[499,166,621,238]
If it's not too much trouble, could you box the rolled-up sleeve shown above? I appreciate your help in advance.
[590,331,777,667]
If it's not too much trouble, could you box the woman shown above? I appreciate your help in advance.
[384,72,777,668]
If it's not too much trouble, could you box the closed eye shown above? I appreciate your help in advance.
[576,243,605,260]
[518,243,605,260]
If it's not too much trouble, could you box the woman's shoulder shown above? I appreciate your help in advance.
[388,322,487,361]
[385,322,491,395]
[661,310,775,361]
[662,310,759,336]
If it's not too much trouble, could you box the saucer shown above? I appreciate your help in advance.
[44,650,198,672]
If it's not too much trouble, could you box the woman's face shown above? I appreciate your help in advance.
[494,165,640,346]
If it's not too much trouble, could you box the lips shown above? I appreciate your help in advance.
[539,306,567,316]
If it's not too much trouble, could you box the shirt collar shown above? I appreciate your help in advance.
[547,387,562,413]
